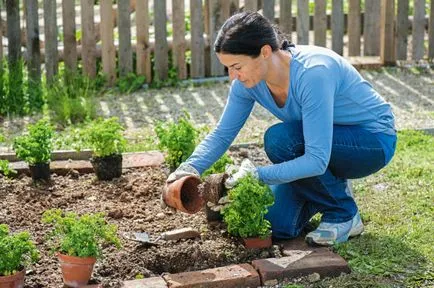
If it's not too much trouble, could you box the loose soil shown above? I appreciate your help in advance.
[0,145,278,288]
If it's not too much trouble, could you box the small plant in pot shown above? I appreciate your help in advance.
[0,224,39,288]
[84,117,126,180]
[13,118,54,181]
[42,209,121,288]
[221,174,274,249]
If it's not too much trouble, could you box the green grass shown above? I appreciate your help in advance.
[284,130,433,287]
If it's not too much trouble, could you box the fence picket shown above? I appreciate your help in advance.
[118,0,133,77]
[396,0,409,60]
[43,0,58,81]
[332,0,344,55]
[364,0,380,56]
[100,0,116,85]
[80,0,96,78]
[136,0,151,82]
[190,0,205,78]
[209,0,229,76]
[279,0,292,42]
[314,0,326,47]
[297,0,309,45]
[154,0,169,80]
[62,0,77,72]
[245,0,258,11]
[0,12,2,60]
[412,0,426,60]
[380,0,395,65]
[348,0,361,56]
[429,0,434,59]
[263,0,275,22]
[230,0,239,15]
[25,0,41,81]
[172,0,187,80]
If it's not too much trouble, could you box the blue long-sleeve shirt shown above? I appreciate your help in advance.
[185,45,396,185]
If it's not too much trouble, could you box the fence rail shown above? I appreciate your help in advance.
[0,0,433,84]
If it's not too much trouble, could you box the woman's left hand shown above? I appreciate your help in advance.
[224,159,258,189]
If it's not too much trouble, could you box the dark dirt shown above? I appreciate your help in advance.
[0,145,280,288]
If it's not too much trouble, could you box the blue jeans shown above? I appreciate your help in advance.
[264,122,396,239]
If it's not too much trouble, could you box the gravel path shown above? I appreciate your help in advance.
[1,66,433,151]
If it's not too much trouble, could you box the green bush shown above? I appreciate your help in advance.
[116,73,146,94]
[0,160,16,178]
[46,70,97,126]
[84,117,126,157]
[202,153,234,178]
[13,119,54,165]
[42,209,121,258]
[222,174,274,239]
[155,112,198,170]
[0,224,39,276]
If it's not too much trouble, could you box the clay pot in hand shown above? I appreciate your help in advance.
[163,175,204,214]
[0,269,25,288]
[57,253,96,288]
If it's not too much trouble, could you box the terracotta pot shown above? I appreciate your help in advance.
[29,162,50,181]
[57,253,96,288]
[163,175,204,214]
[243,236,272,249]
[90,154,122,180]
[0,269,25,288]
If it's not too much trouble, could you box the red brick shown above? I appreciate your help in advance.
[122,151,165,168]
[252,237,350,283]
[122,277,167,288]
[163,264,260,288]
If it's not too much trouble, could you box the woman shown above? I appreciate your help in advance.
[164,11,397,246]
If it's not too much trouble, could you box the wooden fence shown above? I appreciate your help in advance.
[1,0,433,85]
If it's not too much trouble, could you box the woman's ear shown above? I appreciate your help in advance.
[260,45,272,59]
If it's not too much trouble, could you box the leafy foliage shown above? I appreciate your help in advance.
[155,112,198,170]
[0,159,16,178]
[13,119,54,165]
[222,174,274,238]
[0,224,39,276]
[84,117,126,158]
[116,73,146,94]
[202,153,234,178]
[46,70,97,126]
[42,209,121,258]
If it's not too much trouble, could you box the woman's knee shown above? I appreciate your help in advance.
[264,122,304,163]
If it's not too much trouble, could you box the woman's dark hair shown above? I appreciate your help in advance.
[214,11,294,57]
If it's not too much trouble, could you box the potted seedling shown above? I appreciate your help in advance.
[42,209,121,288]
[221,174,274,249]
[13,119,54,181]
[0,224,39,288]
[84,117,126,180]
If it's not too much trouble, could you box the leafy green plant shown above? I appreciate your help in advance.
[0,224,39,276]
[222,174,274,239]
[13,119,54,165]
[7,58,26,116]
[155,112,198,170]
[46,70,97,126]
[0,59,6,115]
[116,73,146,94]
[84,117,126,157]
[0,160,16,178]
[202,153,234,178]
[42,209,121,258]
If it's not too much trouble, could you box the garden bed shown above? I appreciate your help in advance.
[0,146,279,287]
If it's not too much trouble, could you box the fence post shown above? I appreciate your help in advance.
[429,0,434,59]
[314,0,327,47]
[396,0,409,60]
[332,0,344,55]
[263,0,275,22]
[0,12,2,60]
[118,0,133,77]
[81,0,96,78]
[62,0,77,72]
[364,0,381,56]
[6,0,20,65]
[100,0,116,85]
[154,0,169,81]
[380,0,396,65]
[24,0,41,82]
[297,0,309,45]
[43,0,58,81]
[244,0,258,11]
[190,0,205,78]
[172,0,187,80]
[279,0,292,42]
[412,0,426,61]
[348,0,361,56]
[136,0,152,82]
[209,0,229,76]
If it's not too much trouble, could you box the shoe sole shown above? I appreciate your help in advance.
[349,223,364,237]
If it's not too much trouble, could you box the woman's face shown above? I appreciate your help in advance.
[217,53,267,88]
